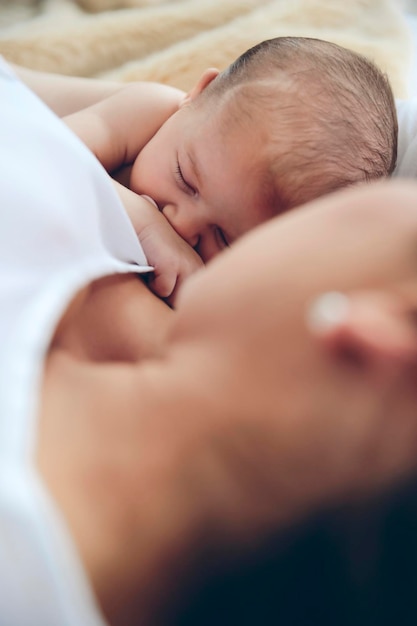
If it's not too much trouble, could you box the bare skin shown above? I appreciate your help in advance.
[38,180,417,626]
[39,275,177,624]
[50,274,173,362]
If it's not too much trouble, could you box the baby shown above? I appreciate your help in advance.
[65,36,397,303]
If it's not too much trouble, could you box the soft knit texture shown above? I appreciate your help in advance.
[0,0,413,97]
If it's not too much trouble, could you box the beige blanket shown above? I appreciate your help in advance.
[0,0,413,98]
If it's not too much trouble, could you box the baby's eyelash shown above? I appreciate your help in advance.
[175,160,195,194]
[215,227,230,249]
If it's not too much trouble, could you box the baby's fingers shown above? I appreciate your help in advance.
[146,269,177,302]
[167,256,204,306]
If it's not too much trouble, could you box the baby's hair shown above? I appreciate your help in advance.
[201,37,398,213]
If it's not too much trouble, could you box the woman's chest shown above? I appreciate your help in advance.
[50,274,173,363]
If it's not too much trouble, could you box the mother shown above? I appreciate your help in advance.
[2,61,417,625]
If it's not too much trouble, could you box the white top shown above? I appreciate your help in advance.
[0,59,151,625]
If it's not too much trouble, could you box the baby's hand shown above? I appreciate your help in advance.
[113,182,203,305]
[139,214,203,306]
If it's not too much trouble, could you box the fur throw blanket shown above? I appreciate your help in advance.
[0,0,413,97]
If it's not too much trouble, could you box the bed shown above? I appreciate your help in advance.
[0,0,415,101]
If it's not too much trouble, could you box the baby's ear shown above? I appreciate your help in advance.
[307,289,417,371]
[181,68,220,107]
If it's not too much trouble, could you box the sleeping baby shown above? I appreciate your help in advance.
[65,36,397,304]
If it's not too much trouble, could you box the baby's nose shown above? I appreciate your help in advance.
[162,204,201,248]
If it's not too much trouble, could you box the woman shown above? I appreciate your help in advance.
[2,60,417,625]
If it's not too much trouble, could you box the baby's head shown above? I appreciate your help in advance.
[132,37,397,261]
[199,36,397,213]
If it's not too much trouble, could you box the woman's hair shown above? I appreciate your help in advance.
[201,37,398,213]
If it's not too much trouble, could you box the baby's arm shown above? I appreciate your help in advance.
[115,181,203,305]
[14,63,184,173]
[64,82,185,173]
[62,81,198,304]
